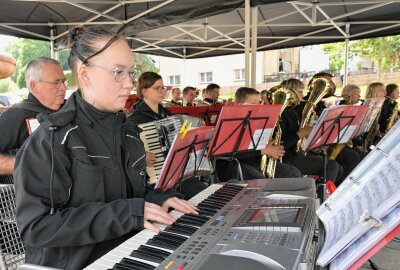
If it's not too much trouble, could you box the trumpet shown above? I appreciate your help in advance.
[261,85,300,178]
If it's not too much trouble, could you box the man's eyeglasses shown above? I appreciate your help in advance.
[40,79,69,88]
[150,86,167,93]
[88,63,139,82]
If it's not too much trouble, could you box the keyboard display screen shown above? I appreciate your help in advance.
[248,208,300,224]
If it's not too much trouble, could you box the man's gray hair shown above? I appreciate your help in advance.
[25,57,61,90]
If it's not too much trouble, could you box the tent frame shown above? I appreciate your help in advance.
[2,0,400,86]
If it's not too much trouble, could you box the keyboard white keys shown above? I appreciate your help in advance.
[85,184,223,270]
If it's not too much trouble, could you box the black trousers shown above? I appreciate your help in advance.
[176,177,207,200]
[216,159,302,181]
[335,146,361,186]
[284,153,343,183]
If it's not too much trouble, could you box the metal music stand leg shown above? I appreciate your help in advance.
[316,152,327,203]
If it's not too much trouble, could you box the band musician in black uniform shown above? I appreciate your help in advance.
[132,71,207,199]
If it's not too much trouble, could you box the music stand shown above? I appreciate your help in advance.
[155,126,213,192]
[353,98,385,157]
[206,104,282,181]
[302,105,369,201]
[354,98,385,138]
[166,104,224,126]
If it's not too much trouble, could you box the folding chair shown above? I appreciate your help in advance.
[0,175,13,185]
[0,184,25,270]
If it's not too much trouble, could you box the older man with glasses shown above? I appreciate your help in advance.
[0,56,67,181]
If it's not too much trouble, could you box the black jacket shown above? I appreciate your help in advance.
[379,97,397,133]
[203,97,221,105]
[0,93,54,155]
[132,100,172,125]
[14,91,177,269]
[280,107,301,159]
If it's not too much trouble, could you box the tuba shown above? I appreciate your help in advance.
[385,99,398,133]
[297,76,336,153]
[327,139,353,160]
[261,85,300,178]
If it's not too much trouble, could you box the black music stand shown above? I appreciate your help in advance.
[198,105,224,126]
[156,127,213,192]
[303,105,367,202]
[167,104,224,126]
[207,105,281,182]
[304,107,362,259]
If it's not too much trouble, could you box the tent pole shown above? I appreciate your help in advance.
[251,6,258,89]
[50,27,59,60]
[343,24,350,86]
[245,0,250,87]
[50,28,55,59]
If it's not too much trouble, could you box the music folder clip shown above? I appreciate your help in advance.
[155,126,213,192]
[359,211,384,228]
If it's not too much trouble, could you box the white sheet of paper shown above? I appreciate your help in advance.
[248,128,273,150]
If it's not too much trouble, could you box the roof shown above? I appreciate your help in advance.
[1,0,400,58]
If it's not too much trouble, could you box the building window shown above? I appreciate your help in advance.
[199,72,213,84]
[233,68,245,81]
[168,75,181,85]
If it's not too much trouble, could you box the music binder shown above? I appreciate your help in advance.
[167,104,224,126]
[316,119,400,267]
[206,104,282,158]
[330,206,400,270]
[155,126,213,192]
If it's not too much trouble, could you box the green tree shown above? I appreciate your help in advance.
[0,78,18,93]
[352,35,400,80]
[6,38,70,88]
[323,35,400,80]
[134,53,158,73]
[6,38,157,88]
[322,42,345,70]
[6,38,51,88]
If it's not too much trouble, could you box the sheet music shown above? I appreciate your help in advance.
[330,205,400,270]
[184,149,206,175]
[317,122,400,266]
[210,114,218,124]
[156,126,213,191]
[303,105,367,151]
[335,125,357,143]
[26,118,40,135]
[354,98,384,137]
[248,128,273,150]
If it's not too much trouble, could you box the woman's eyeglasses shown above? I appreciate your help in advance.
[150,86,167,93]
[88,63,139,82]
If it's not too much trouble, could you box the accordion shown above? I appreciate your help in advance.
[139,115,210,184]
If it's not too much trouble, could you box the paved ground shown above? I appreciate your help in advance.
[360,237,400,270]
